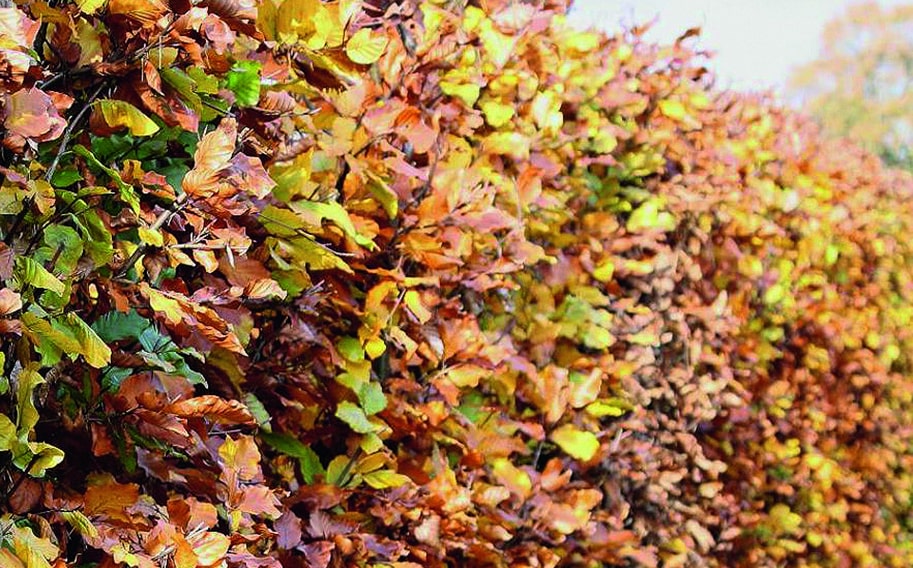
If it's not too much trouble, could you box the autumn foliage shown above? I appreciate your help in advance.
[1,0,913,566]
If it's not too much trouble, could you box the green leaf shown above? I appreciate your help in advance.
[243,393,272,432]
[226,61,262,107]
[582,325,614,350]
[764,283,787,306]
[337,336,364,362]
[260,432,324,484]
[161,67,202,115]
[50,168,83,188]
[34,225,83,276]
[21,312,81,359]
[100,367,133,393]
[92,310,152,342]
[358,381,387,416]
[326,455,358,487]
[96,99,160,136]
[550,424,600,461]
[260,205,304,238]
[359,432,384,454]
[187,67,218,94]
[335,401,377,434]
[72,206,114,265]
[73,145,140,214]
[16,257,65,296]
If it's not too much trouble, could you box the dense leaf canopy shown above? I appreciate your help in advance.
[1,0,912,567]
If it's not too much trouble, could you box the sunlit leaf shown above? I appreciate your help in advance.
[550,424,600,461]
[345,28,388,65]
[95,99,160,136]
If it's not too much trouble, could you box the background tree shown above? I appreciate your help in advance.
[788,2,913,169]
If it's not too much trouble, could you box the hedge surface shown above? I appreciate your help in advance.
[0,0,911,567]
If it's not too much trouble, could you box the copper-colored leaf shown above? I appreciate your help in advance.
[166,395,256,425]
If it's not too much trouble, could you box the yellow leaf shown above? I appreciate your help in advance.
[479,24,515,68]
[364,336,386,359]
[308,3,342,49]
[346,28,388,65]
[75,0,106,13]
[96,99,159,136]
[61,510,100,539]
[446,365,487,388]
[440,81,480,107]
[138,226,163,247]
[480,100,514,127]
[626,199,676,232]
[272,0,320,43]
[363,469,412,489]
[490,457,532,498]
[483,132,530,161]
[142,284,183,324]
[66,312,112,368]
[404,290,431,324]
[0,413,15,451]
[11,524,59,568]
[20,441,64,477]
[585,398,632,418]
[592,260,614,282]
[658,99,688,121]
[550,424,600,461]
[192,249,219,273]
[188,532,230,567]
[769,503,803,535]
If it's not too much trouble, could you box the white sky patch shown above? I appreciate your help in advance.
[566,0,908,97]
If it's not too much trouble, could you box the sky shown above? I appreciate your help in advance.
[566,0,908,96]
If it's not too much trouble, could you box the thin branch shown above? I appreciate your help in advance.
[115,193,188,278]
[45,82,107,183]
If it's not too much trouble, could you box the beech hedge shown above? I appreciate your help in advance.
[0,0,911,567]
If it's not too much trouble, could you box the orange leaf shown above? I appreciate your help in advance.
[165,395,255,425]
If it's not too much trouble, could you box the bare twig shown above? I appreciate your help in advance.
[115,193,188,278]
[45,82,107,183]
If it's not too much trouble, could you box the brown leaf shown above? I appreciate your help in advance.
[275,511,303,550]
[302,541,333,568]
[108,0,168,27]
[183,118,237,197]
[237,485,281,518]
[8,477,42,514]
[166,395,255,425]
[84,478,140,523]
